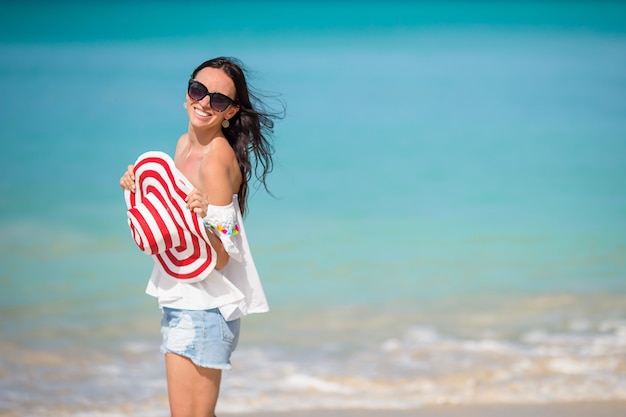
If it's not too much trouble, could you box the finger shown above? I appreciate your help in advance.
[127,165,135,181]
[120,172,136,192]
[186,200,207,216]
[186,190,198,202]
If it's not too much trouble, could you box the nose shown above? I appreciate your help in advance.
[198,94,212,108]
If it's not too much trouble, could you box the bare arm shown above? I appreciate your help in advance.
[186,144,240,270]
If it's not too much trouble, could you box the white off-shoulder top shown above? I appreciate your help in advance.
[146,194,269,321]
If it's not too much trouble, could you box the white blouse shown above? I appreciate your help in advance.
[145,195,269,321]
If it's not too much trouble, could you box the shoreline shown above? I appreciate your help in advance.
[221,401,626,417]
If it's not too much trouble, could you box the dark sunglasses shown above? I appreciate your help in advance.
[187,79,235,112]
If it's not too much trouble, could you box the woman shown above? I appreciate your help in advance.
[120,57,280,417]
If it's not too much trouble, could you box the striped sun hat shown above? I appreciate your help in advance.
[124,151,216,283]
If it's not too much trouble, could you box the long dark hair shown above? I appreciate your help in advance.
[191,57,283,215]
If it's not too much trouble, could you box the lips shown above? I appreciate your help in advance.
[193,107,210,117]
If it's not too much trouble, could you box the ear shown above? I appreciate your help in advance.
[226,104,240,120]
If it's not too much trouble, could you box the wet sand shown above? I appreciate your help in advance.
[222,401,626,417]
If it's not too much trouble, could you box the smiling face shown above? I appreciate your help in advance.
[186,67,239,130]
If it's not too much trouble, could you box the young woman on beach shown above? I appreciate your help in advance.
[119,57,280,417]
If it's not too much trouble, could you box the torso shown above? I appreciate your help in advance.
[176,143,205,190]
[174,133,241,196]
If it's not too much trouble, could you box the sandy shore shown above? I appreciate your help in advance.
[221,401,626,417]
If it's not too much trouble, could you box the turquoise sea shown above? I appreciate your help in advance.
[1,1,626,415]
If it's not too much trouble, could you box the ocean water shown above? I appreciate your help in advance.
[1,1,626,415]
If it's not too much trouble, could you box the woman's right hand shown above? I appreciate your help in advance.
[119,164,136,192]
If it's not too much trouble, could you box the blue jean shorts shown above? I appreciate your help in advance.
[160,307,240,370]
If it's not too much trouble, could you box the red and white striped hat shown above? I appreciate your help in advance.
[124,151,216,283]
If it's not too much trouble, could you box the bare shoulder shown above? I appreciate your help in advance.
[203,138,237,173]
[209,137,236,161]
[201,137,241,198]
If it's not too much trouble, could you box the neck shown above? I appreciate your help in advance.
[187,123,223,147]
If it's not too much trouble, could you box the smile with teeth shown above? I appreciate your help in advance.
[194,107,211,117]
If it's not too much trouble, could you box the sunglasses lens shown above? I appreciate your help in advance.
[188,80,233,112]
[188,81,207,101]
[210,94,232,112]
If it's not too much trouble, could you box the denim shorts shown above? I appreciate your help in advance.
[160,307,240,370]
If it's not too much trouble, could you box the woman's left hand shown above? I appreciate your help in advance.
[186,188,209,218]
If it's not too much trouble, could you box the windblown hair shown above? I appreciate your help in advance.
[191,57,283,215]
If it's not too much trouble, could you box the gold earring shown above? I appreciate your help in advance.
[222,119,230,128]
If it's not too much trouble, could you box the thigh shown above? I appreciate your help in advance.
[166,353,221,417]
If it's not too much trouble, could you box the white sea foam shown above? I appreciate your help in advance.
[4,313,626,415]
[213,319,626,413]
[279,374,356,394]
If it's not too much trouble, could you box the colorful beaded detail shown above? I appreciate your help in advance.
[206,222,240,236]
